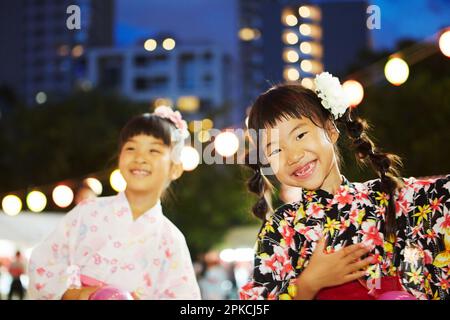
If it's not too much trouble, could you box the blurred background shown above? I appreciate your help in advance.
[0,0,449,299]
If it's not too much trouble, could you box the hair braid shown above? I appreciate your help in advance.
[341,111,403,238]
[244,152,273,220]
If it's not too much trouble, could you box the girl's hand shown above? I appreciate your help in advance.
[62,286,100,300]
[295,238,373,300]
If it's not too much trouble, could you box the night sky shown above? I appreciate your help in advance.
[115,0,450,52]
[115,0,238,48]
[370,0,449,49]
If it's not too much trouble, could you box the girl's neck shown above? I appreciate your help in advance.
[124,189,160,220]
[319,162,343,195]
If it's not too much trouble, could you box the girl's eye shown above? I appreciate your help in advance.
[125,147,135,151]
[296,132,307,141]
[150,149,161,154]
[269,148,281,157]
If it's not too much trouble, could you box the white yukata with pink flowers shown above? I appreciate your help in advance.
[28,192,201,300]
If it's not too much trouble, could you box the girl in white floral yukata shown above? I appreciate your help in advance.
[28,107,201,300]
[240,72,449,300]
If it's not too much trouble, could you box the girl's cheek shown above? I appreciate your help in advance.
[118,153,129,165]
[118,154,124,166]
[162,152,172,163]
[318,129,333,145]
[269,157,281,176]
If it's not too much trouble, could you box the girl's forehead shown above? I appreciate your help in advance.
[264,117,308,134]
[260,116,318,146]
[263,115,311,129]
[126,134,166,145]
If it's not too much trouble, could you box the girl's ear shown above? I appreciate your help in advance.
[326,121,340,144]
[169,162,184,181]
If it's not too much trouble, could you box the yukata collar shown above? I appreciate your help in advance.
[300,175,353,201]
[116,191,163,222]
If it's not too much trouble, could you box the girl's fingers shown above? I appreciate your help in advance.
[79,286,100,300]
[343,270,367,283]
[343,246,371,264]
[339,243,369,257]
[346,256,373,274]
[315,237,327,254]
[340,243,359,257]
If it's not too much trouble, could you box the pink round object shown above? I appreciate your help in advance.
[377,291,416,300]
[89,286,133,300]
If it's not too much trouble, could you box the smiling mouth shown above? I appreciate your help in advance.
[130,169,151,177]
[291,160,317,179]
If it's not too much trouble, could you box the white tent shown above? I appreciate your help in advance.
[0,211,64,256]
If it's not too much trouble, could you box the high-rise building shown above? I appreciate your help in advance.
[280,3,324,88]
[85,38,232,122]
[319,1,370,76]
[237,0,265,113]
[237,0,369,122]
[0,0,114,106]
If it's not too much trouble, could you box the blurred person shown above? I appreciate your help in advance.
[28,108,200,300]
[224,261,239,300]
[198,251,229,300]
[8,251,25,300]
[74,185,97,205]
[241,71,450,300]
[193,253,206,280]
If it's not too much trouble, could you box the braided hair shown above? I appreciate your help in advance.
[244,152,274,220]
[245,84,403,237]
[338,113,403,237]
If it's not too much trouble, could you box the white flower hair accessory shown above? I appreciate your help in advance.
[314,72,350,120]
[153,106,190,164]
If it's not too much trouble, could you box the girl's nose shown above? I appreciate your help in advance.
[134,152,148,164]
[287,150,304,166]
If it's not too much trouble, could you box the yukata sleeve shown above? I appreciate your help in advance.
[401,175,450,299]
[27,203,85,300]
[156,228,201,300]
[239,207,301,300]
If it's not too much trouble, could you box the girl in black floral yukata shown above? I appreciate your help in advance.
[240,72,450,300]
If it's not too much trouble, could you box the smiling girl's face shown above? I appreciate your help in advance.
[118,134,182,196]
[262,116,342,193]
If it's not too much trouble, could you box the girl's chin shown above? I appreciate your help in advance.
[287,174,323,190]
[125,183,154,193]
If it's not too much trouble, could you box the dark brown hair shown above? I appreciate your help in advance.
[118,113,175,152]
[245,84,403,237]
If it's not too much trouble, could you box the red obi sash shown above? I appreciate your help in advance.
[315,276,405,300]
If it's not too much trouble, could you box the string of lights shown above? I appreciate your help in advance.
[1,15,448,216]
